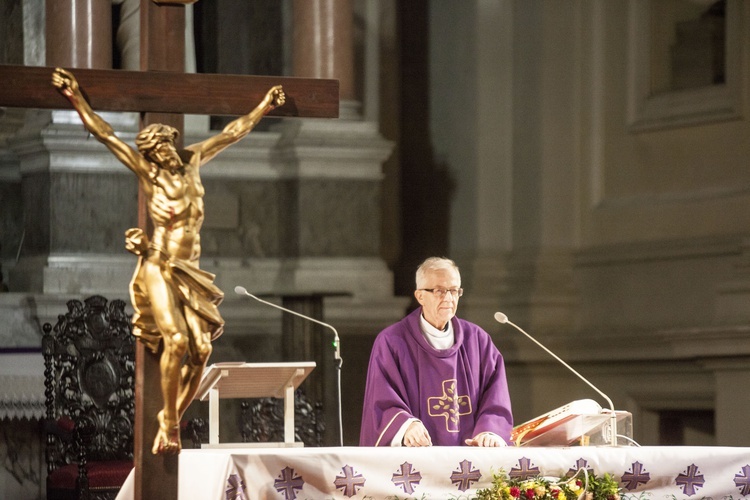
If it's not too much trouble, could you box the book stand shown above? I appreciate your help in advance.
[194,362,316,448]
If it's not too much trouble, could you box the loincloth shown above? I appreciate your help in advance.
[126,228,225,353]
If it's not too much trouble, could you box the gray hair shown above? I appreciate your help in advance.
[415,257,460,289]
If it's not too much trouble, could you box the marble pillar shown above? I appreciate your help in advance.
[244,0,404,445]
[114,0,141,70]
[7,1,134,296]
[292,0,358,118]
[46,0,112,68]
[8,110,141,295]
[292,0,355,100]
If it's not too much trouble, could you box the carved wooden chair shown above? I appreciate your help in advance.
[43,295,135,500]
[182,417,209,449]
[240,389,325,447]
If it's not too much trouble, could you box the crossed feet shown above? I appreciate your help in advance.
[152,410,182,455]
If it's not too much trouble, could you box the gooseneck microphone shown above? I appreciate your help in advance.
[235,286,341,365]
[494,312,619,447]
[235,285,343,446]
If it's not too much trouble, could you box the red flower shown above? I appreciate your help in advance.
[509,486,521,498]
[524,488,535,499]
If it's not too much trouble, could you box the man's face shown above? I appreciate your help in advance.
[151,139,182,171]
[414,267,461,330]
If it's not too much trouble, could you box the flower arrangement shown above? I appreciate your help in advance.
[475,468,621,500]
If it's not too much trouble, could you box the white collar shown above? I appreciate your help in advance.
[419,314,455,349]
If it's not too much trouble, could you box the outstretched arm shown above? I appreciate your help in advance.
[52,68,147,175]
[187,85,285,165]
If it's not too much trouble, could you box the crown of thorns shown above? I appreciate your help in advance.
[135,124,179,152]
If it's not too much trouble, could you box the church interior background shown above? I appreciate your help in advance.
[2,0,750,498]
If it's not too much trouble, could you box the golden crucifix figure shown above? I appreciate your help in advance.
[52,67,285,454]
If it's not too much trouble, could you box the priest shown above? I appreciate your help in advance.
[360,257,513,447]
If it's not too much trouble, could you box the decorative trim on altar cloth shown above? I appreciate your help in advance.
[112,446,750,499]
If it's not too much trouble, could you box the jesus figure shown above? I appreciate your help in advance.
[52,67,285,454]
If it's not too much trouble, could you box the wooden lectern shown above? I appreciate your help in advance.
[194,362,316,448]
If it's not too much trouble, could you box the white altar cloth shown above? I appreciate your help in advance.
[116,445,750,499]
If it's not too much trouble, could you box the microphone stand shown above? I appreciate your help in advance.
[495,312,618,447]
[236,286,344,447]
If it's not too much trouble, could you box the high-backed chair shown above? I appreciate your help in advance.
[240,389,325,447]
[43,295,135,500]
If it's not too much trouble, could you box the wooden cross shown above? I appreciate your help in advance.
[0,2,338,499]
[0,65,338,119]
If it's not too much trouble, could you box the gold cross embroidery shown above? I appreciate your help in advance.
[427,379,472,432]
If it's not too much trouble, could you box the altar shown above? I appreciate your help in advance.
[116,445,750,499]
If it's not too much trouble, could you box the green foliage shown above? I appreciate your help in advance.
[475,468,621,500]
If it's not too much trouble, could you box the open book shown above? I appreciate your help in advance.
[511,399,603,446]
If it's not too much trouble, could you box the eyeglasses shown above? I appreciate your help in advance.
[419,288,464,299]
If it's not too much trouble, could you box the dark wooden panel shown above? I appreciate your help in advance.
[0,65,339,118]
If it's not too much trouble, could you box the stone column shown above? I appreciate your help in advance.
[266,0,402,446]
[8,2,136,296]
[114,0,141,70]
[46,0,112,68]
[292,0,357,117]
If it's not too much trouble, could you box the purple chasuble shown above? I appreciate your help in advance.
[360,308,513,446]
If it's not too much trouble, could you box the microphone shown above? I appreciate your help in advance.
[234,286,341,365]
[494,312,619,446]
[235,285,343,446]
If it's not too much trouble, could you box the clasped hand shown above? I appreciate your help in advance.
[51,67,79,98]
